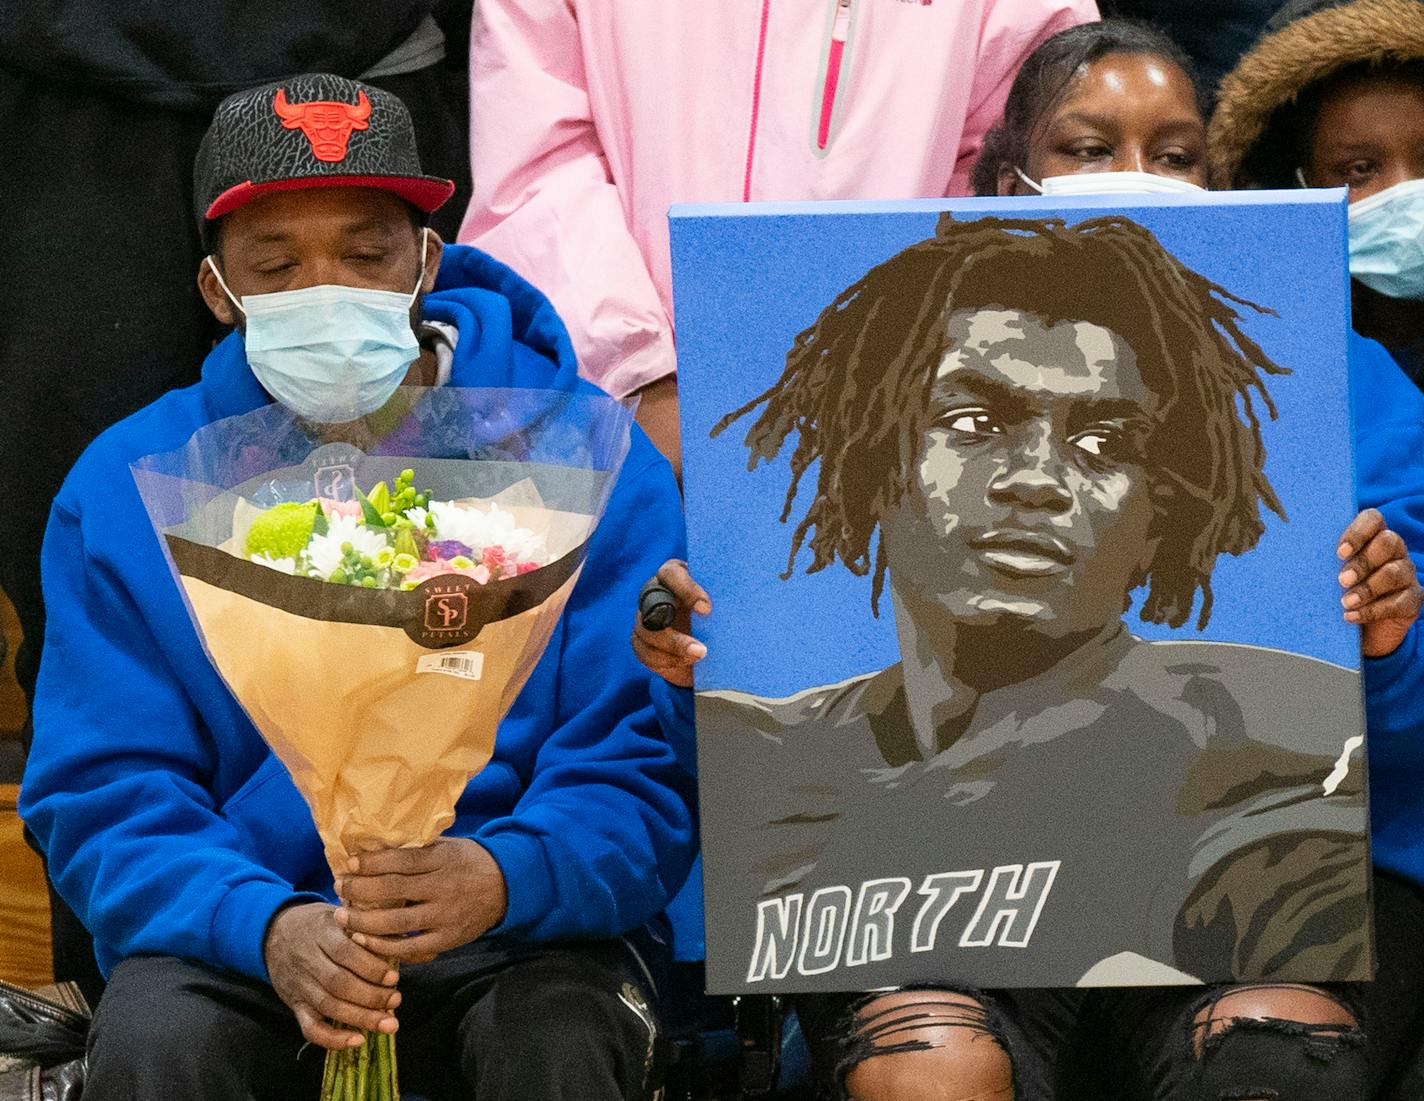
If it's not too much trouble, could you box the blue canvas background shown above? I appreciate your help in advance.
[670,193,1357,698]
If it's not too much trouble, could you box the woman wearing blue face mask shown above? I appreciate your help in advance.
[1211,0,1424,391]
[1209,2,1424,1094]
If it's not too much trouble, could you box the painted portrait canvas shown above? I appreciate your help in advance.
[669,194,1371,993]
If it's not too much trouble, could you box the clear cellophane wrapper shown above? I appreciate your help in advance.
[131,387,634,880]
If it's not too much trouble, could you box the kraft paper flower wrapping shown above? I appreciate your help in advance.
[131,388,635,880]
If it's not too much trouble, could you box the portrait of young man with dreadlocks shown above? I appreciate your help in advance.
[671,212,1402,1000]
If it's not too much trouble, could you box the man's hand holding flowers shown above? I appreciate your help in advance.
[263,902,401,1051]
[335,838,509,964]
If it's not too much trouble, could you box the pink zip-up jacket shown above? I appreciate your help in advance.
[459,0,1099,398]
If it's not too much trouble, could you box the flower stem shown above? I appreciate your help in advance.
[376,1031,391,1101]
[321,1046,335,1100]
[356,1031,370,1098]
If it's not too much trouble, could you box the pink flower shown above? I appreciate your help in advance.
[516,561,540,576]
[319,498,363,520]
[403,560,459,586]
[404,560,495,587]
[481,545,508,572]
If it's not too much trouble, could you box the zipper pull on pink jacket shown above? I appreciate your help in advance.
[818,0,855,152]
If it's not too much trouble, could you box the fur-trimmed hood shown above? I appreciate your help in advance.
[1208,0,1424,188]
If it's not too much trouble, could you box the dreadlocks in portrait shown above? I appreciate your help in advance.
[694,214,1372,991]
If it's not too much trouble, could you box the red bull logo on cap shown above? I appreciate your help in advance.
[273,88,371,163]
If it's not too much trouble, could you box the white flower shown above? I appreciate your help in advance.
[250,553,298,575]
[426,500,483,549]
[305,514,390,580]
[428,501,548,565]
[404,505,430,531]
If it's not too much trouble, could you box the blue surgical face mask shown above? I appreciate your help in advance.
[206,228,428,422]
[1344,179,1424,299]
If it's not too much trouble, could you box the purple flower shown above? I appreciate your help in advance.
[427,539,473,562]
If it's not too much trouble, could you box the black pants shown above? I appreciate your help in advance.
[85,937,662,1101]
[799,871,1424,1100]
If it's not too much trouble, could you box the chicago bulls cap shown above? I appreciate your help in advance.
[194,73,454,242]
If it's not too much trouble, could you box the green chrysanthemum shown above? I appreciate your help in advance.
[244,501,321,560]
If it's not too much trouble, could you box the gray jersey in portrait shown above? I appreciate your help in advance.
[697,629,1370,992]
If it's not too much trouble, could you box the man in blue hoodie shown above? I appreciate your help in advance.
[19,74,695,1101]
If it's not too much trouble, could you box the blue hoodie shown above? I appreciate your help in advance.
[20,244,697,982]
[1350,333,1424,893]
[655,331,1424,960]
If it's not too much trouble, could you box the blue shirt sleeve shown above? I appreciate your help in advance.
[20,497,321,981]
[1351,332,1424,575]
[1350,333,1424,884]
[475,442,699,939]
[651,676,698,775]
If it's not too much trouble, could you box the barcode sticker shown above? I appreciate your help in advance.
[416,651,485,681]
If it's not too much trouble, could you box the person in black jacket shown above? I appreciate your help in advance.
[1100,0,1281,94]
[0,0,472,1002]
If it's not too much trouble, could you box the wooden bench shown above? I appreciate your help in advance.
[0,783,51,988]
[0,586,50,988]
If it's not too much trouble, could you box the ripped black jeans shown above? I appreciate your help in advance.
[796,872,1424,1101]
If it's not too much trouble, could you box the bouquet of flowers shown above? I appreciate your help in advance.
[131,388,634,1099]
[243,469,552,589]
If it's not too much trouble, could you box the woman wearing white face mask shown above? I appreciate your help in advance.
[1211,0,1424,391]
[970,20,1210,198]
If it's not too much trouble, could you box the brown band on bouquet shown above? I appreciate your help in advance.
[166,535,588,648]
